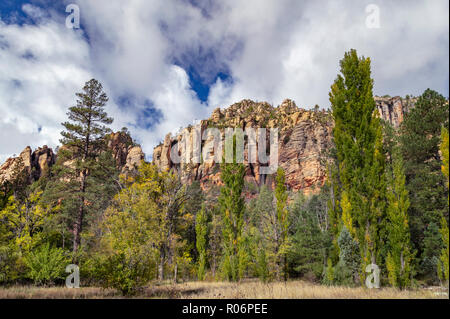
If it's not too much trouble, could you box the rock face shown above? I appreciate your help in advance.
[106,131,145,175]
[152,96,414,196]
[0,145,56,185]
[0,96,413,194]
[0,132,145,186]
[374,96,416,128]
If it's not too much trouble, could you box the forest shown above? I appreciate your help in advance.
[0,49,448,297]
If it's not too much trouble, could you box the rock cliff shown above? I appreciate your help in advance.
[0,131,145,186]
[0,96,413,195]
[152,96,414,196]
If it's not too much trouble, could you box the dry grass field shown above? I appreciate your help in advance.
[0,280,447,299]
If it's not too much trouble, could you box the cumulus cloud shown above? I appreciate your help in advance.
[0,6,93,162]
[0,0,448,162]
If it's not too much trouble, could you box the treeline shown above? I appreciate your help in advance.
[0,51,448,295]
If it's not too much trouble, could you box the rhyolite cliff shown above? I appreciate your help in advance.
[152,96,415,196]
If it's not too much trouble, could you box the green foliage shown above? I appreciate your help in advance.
[329,49,386,283]
[207,211,222,279]
[0,245,22,284]
[438,127,449,285]
[99,162,190,285]
[323,258,335,286]
[385,147,413,288]
[441,127,449,189]
[24,243,69,285]
[184,181,204,263]
[43,79,117,254]
[96,251,155,295]
[288,192,331,281]
[438,216,449,285]
[196,204,208,280]
[255,244,270,282]
[0,190,53,252]
[400,89,449,282]
[334,227,360,286]
[275,168,290,280]
[218,138,246,281]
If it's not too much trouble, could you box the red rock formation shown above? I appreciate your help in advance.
[0,132,144,186]
[152,96,413,196]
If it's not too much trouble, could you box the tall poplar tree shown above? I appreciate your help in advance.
[329,49,386,283]
[385,148,412,288]
[218,137,246,281]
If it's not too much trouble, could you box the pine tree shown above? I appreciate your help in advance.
[400,89,449,281]
[195,204,208,280]
[328,49,386,283]
[385,148,413,288]
[43,79,117,255]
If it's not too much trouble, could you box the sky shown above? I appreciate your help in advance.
[0,0,449,162]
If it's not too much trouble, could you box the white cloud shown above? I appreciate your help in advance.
[0,9,93,160]
[0,0,448,163]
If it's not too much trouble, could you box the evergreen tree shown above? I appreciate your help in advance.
[195,204,208,280]
[43,79,117,255]
[288,193,331,281]
[334,227,360,286]
[400,89,449,281]
[329,49,386,282]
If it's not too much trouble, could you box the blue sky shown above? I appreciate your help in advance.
[0,0,449,162]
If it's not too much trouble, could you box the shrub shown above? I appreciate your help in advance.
[96,251,155,296]
[24,243,69,285]
[0,245,22,284]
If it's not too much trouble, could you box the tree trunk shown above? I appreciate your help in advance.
[73,198,84,255]
[73,171,86,255]
[173,263,178,283]
[158,248,165,281]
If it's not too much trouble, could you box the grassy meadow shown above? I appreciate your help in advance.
[0,280,447,299]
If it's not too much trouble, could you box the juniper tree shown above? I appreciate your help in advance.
[328,49,386,283]
[44,79,117,255]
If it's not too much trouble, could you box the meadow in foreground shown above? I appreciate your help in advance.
[0,280,447,299]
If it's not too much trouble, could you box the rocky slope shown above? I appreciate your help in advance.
[152,96,414,196]
[0,131,145,186]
